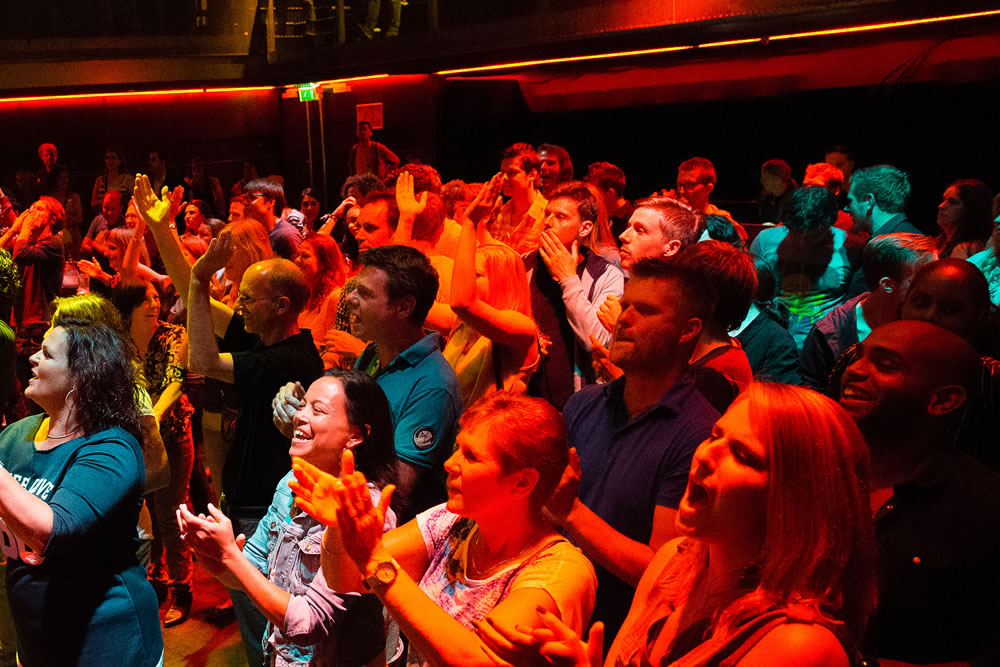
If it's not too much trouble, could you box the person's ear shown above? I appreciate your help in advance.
[394,294,417,321]
[578,219,594,241]
[704,182,715,197]
[927,384,967,416]
[272,294,291,315]
[679,317,703,345]
[661,238,682,258]
[512,467,539,498]
[877,277,898,295]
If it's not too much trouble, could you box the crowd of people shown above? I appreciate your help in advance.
[0,130,998,667]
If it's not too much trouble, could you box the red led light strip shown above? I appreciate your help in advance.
[435,8,1000,75]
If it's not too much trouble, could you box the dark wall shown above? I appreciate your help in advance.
[441,78,1000,232]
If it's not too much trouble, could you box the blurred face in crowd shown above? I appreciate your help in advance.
[243,161,258,181]
[106,237,126,271]
[610,276,696,371]
[676,168,713,212]
[844,184,873,232]
[544,197,591,249]
[300,194,321,226]
[825,151,854,180]
[936,186,963,238]
[346,205,362,237]
[899,265,982,341]
[184,204,205,234]
[229,200,246,224]
[618,208,680,271]
[102,192,123,224]
[290,376,359,475]
[191,161,205,183]
[500,158,535,198]
[357,123,373,141]
[105,150,122,172]
[294,241,321,283]
[354,200,394,251]
[147,152,166,176]
[124,200,143,228]
[38,144,57,170]
[247,191,276,222]
[539,150,561,191]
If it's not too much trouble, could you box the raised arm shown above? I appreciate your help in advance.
[451,176,537,350]
[134,175,231,336]
[187,233,236,383]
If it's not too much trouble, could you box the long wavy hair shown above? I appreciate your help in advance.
[937,179,994,259]
[50,318,143,442]
[672,383,877,649]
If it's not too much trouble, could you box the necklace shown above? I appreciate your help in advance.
[46,428,81,440]
[468,529,546,579]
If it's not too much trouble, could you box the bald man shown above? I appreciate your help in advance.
[840,320,1000,665]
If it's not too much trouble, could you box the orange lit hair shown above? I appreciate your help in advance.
[459,391,568,504]
[300,233,347,309]
[226,218,274,277]
[478,243,532,317]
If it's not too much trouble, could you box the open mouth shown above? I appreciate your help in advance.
[292,428,313,445]
[686,479,709,506]
[840,384,873,401]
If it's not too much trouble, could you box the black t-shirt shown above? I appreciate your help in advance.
[220,314,323,513]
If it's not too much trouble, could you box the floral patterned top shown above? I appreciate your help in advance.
[143,321,193,442]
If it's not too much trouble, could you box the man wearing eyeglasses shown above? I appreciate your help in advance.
[665,157,746,245]
[134,176,322,666]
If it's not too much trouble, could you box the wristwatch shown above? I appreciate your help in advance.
[363,557,400,591]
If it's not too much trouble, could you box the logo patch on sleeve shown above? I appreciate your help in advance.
[412,427,436,450]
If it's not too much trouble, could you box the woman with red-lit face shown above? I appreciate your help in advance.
[489,384,877,667]
[934,179,994,260]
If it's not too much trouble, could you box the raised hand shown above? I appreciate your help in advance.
[597,295,621,334]
[289,453,353,527]
[464,173,504,227]
[334,460,395,570]
[543,448,582,524]
[395,170,427,221]
[175,503,244,588]
[192,228,234,281]
[331,195,358,221]
[133,174,184,230]
[272,381,305,439]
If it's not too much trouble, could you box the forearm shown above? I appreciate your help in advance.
[148,217,195,303]
[559,500,653,587]
[0,469,55,554]
[140,415,170,493]
[152,382,183,422]
[450,218,479,309]
[364,544,498,667]
[560,276,615,349]
[187,274,228,379]
[224,549,291,627]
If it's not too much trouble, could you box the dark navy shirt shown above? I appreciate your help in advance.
[563,371,718,642]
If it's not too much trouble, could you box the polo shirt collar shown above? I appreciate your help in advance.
[384,331,443,372]
[602,367,698,425]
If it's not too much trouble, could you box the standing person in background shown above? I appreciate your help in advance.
[757,158,796,224]
[294,233,348,354]
[489,143,549,255]
[4,198,65,418]
[32,143,58,203]
[242,178,302,261]
[358,0,403,38]
[586,162,634,246]
[350,121,400,179]
[45,165,83,260]
[90,147,134,214]
[538,143,575,198]
[230,159,259,200]
[184,157,226,219]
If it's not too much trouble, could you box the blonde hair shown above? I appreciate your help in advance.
[478,243,532,317]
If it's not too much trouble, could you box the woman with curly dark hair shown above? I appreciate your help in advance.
[113,278,196,626]
[0,318,162,666]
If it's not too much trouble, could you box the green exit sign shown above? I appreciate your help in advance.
[298,86,318,102]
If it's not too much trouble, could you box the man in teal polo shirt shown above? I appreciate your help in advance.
[275,245,461,523]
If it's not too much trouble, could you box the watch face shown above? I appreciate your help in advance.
[375,560,397,584]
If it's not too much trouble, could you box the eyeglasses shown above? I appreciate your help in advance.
[248,193,266,200]
[236,292,280,306]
